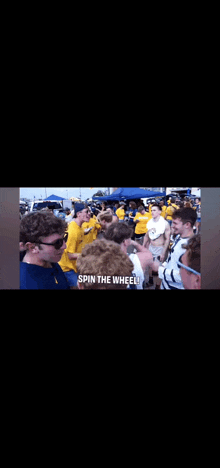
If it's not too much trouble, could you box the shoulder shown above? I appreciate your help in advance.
[53,262,64,273]
[68,220,77,231]
[20,262,39,289]
[180,236,190,247]
[20,261,27,270]
[164,219,170,229]
[20,262,28,281]
[69,221,81,236]
[173,235,186,250]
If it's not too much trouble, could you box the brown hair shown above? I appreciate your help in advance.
[129,201,137,210]
[172,207,197,227]
[183,234,201,273]
[104,222,133,245]
[97,210,113,224]
[77,239,134,289]
[151,203,162,211]
[20,211,67,244]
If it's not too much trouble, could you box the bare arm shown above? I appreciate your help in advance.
[130,240,149,253]
[67,252,81,261]
[130,239,153,272]
[160,222,171,262]
[143,231,150,249]
[164,223,171,250]
[137,250,153,272]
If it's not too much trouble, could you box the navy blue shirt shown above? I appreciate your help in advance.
[128,208,138,225]
[20,262,70,289]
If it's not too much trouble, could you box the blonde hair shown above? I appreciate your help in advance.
[97,210,113,224]
[77,239,134,289]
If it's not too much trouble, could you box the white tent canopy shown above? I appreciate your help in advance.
[192,189,201,197]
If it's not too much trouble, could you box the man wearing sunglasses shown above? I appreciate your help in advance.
[20,211,69,289]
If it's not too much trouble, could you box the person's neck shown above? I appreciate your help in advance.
[120,243,127,254]
[23,252,52,268]
[153,215,161,222]
[74,218,83,227]
[181,228,194,239]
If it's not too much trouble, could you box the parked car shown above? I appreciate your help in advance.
[30,200,63,212]
[20,201,29,217]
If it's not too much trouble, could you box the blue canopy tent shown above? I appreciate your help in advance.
[92,187,166,201]
[44,194,65,201]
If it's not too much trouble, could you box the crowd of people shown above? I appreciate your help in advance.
[19,195,201,289]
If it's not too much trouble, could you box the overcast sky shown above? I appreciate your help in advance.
[20,187,107,200]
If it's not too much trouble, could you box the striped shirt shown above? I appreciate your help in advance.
[158,235,190,290]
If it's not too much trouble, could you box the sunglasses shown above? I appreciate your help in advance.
[39,232,68,250]
[177,254,201,276]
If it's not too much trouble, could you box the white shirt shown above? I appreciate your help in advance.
[158,235,190,289]
[147,216,167,240]
[129,253,145,289]
[65,209,75,224]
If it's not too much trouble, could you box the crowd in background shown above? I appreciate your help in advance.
[20,195,201,290]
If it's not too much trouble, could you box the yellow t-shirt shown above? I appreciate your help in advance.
[166,203,179,219]
[166,205,175,220]
[149,204,153,215]
[161,206,167,218]
[59,220,84,273]
[134,212,151,235]
[82,218,98,247]
[116,208,125,220]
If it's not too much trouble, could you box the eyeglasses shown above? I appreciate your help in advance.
[177,255,201,276]
[39,232,68,250]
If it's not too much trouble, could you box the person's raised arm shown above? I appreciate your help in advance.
[67,252,81,260]
[130,240,149,253]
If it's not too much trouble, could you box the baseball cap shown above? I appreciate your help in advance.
[75,203,86,215]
